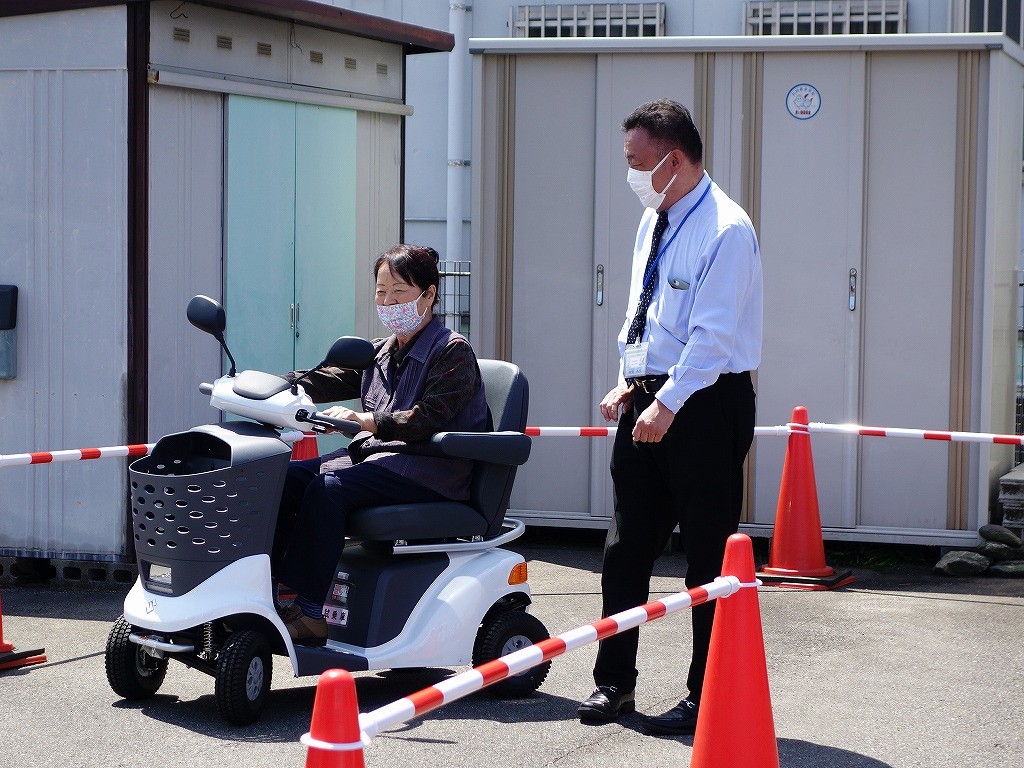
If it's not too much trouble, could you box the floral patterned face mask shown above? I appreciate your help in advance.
[376,291,428,336]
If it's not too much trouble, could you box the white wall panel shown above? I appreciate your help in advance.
[147,86,224,442]
[0,67,128,558]
[0,7,125,70]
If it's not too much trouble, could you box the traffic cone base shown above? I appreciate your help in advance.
[757,568,855,590]
[0,648,47,671]
[0,592,47,673]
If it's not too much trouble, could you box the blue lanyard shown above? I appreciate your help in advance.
[641,180,712,290]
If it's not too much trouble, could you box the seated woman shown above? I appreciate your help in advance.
[274,244,489,643]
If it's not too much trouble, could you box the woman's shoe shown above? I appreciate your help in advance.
[283,611,328,643]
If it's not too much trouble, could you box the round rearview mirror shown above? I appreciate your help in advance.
[186,295,227,337]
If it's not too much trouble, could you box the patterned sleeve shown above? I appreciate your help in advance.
[373,338,481,442]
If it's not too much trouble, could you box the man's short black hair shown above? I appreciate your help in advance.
[622,99,703,165]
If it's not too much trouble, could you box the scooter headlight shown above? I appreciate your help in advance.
[144,562,173,594]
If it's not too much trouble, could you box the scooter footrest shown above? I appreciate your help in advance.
[294,644,369,676]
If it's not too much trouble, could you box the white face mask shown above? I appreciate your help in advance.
[377,291,429,336]
[627,151,677,210]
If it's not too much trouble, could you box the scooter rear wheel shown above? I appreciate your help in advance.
[473,609,550,699]
[215,630,273,725]
[105,615,168,700]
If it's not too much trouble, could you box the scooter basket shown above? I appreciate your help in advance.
[128,422,291,596]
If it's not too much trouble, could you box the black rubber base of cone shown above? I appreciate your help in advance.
[0,648,47,671]
[756,568,855,590]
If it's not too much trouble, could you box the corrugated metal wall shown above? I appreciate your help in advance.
[0,7,130,558]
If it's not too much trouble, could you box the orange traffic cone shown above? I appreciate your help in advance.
[757,406,854,590]
[691,534,778,768]
[292,432,320,461]
[0,591,47,672]
[302,669,366,768]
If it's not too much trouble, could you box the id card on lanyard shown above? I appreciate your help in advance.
[627,180,712,377]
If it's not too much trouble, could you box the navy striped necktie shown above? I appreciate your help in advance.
[626,210,670,345]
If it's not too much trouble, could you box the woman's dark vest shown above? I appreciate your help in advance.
[342,318,487,500]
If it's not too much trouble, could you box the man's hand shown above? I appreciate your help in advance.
[600,385,634,422]
[632,398,675,443]
[321,405,376,434]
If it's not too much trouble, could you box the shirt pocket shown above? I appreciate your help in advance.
[668,275,690,291]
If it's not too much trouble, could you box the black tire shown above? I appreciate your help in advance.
[105,615,168,700]
[472,609,550,699]
[215,630,272,726]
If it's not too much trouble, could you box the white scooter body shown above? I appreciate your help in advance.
[124,540,531,674]
[106,296,544,724]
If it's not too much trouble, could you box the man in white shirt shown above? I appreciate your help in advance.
[578,99,763,735]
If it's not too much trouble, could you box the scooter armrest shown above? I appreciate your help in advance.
[427,431,532,466]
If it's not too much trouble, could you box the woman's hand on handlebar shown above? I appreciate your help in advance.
[320,405,377,435]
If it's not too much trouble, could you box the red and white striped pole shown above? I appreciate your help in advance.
[0,430,307,470]
[0,443,153,469]
[525,425,792,438]
[356,573,748,741]
[808,422,1024,445]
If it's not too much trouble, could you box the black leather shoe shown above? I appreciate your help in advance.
[577,685,636,723]
[640,698,699,735]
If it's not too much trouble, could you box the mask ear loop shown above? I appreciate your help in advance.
[653,150,678,197]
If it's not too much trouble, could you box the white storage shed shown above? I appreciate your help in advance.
[0,0,452,561]
[470,33,1024,546]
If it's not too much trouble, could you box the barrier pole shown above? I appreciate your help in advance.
[0,443,153,469]
[524,425,792,438]
[0,430,306,470]
[808,422,1024,445]
[357,572,746,741]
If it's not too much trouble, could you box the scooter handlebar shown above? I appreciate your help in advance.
[199,383,214,395]
[294,409,361,437]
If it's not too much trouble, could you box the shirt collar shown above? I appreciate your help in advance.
[663,171,711,226]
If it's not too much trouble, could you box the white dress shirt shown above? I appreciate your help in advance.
[618,172,763,413]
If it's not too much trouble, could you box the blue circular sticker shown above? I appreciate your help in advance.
[786,83,821,120]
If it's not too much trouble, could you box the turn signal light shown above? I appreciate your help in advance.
[508,563,528,585]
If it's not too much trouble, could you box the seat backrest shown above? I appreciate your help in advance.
[473,359,529,537]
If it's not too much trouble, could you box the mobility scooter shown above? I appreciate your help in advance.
[104,295,548,724]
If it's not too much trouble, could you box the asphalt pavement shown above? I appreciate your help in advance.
[1,530,1022,768]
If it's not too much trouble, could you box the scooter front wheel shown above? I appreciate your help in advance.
[473,609,550,699]
[215,630,273,725]
[105,615,168,700]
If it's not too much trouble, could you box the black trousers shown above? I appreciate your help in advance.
[593,372,755,703]
[274,457,446,604]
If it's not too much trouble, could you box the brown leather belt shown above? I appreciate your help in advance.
[628,374,669,394]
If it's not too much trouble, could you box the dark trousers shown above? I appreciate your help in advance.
[593,372,755,703]
[274,456,446,604]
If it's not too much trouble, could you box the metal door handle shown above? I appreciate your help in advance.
[294,302,300,338]
[849,269,857,311]
[596,265,604,306]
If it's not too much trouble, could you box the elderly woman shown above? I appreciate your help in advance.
[274,244,489,643]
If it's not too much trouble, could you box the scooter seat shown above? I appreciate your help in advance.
[346,501,487,541]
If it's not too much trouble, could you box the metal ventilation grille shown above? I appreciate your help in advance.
[257,41,272,56]
[344,57,357,70]
[376,62,388,76]
[216,35,232,50]
[172,27,190,43]
[310,50,324,64]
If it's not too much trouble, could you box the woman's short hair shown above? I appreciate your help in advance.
[374,244,442,307]
[622,99,703,166]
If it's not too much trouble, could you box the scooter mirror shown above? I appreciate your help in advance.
[186,295,227,337]
[325,336,375,370]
